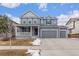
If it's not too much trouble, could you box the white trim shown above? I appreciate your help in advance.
[30,26,32,36]
[40,29,58,38]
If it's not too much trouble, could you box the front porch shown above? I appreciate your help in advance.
[15,25,39,39]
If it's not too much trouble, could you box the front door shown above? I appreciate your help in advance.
[34,28,38,36]
[32,27,38,36]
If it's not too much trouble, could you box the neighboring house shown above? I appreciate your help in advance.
[15,10,68,39]
[66,18,79,38]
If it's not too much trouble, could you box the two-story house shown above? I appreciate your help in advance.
[66,18,79,38]
[15,10,68,39]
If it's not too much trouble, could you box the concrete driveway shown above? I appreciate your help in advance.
[39,38,79,56]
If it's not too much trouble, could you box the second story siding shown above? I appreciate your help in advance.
[21,10,58,26]
[40,16,57,26]
[21,18,40,25]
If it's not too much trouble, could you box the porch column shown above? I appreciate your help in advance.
[30,26,32,36]
[38,26,39,37]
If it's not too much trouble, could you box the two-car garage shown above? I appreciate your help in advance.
[40,29,58,38]
[40,29,67,38]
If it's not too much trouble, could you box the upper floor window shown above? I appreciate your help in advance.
[34,21,36,24]
[51,20,57,25]
[46,19,51,24]
[28,21,31,24]
[28,19,32,24]
[33,18,38,24]
[53,21,57,24]
[41,19,44,24]
[23,21,26,24]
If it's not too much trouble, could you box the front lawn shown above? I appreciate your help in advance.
[0,39,33,46]
[0,49,31,56]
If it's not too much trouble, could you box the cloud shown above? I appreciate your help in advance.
[69,10,79,18]
[0,3,20,8]
[57,10,79,26]
[57,14,69,26]
[38,3,48,11]
[0,3,48,11]
[5,13,20,24]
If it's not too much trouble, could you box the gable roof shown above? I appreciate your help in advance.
[66,18,79,25]
[20,10,39,19]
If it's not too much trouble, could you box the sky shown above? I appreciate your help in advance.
[0,3,79,25]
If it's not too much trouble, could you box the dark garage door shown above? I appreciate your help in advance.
[41,30,57,38]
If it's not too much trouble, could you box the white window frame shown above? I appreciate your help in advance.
[28,19,32,24]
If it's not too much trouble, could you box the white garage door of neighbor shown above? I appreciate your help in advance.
[41,30,57,38]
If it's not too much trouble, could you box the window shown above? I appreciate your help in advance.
[34,21,36,24]
[21,27,30,32]
[28,19,32,24]
[53,21,57,24]
[23,21,26,24]
[41,19,44,24]
[29,21,31,24]
[46,19,51,24]
[33,19,38,24]
[21,27,26,32]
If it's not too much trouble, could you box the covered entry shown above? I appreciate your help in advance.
[41,29,58,38]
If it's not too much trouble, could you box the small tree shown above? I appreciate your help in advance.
[0,15,10,40]
[0,15,16,41]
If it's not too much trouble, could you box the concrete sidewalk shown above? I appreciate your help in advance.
[0,46,32,50]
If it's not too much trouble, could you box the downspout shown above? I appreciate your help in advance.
[69,21,75,38]
[69,21,75,32]
[72,21,75,29]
